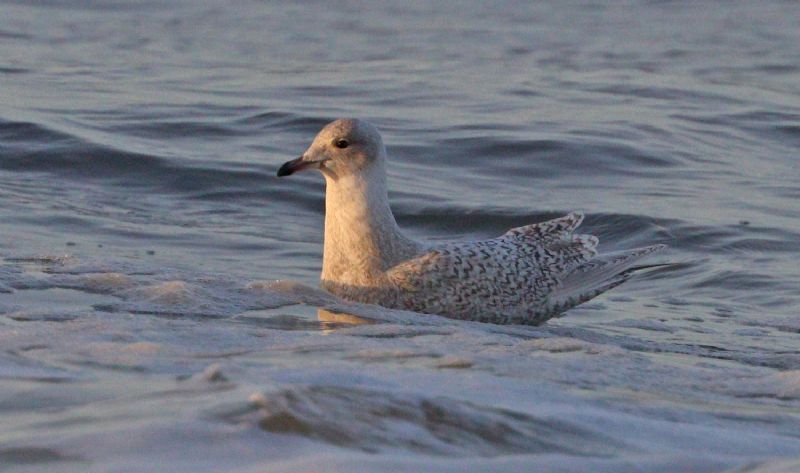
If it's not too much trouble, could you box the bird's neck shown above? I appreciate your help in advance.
[321,164,418,288]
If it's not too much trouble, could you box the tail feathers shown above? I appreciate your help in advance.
[547,244,666,315]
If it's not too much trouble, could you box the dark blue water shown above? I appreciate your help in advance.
[1,1,800,472]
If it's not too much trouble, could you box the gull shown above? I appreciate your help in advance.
[277,119,664,325]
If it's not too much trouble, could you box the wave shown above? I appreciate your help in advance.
[0,117,281,197]
[429,135,680,177]
[236,384,625,456]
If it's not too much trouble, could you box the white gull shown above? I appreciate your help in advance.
[277,118,664,325]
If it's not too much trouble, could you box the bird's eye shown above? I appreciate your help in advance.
[335,139,349,149]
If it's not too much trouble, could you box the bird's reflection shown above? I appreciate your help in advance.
[318,308,373,333]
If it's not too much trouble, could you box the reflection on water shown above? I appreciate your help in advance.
[233,304,373,331]
[317,308,375,327]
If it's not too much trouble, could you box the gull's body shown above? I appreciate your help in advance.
[278,119,663,325]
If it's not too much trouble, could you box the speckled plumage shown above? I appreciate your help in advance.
[279,119,664,325]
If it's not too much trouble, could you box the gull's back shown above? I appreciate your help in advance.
[385,212,664,325]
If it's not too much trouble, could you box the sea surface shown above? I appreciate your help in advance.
[1,1,799,472]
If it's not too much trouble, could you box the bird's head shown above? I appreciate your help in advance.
[277,118,385,181]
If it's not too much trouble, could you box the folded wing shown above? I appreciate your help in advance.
[387,212,663,324]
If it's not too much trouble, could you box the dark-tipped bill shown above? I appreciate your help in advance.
[277,156,311,177]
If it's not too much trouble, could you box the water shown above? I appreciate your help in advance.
[1,1,799,471]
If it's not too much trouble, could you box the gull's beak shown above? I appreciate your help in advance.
[277,156,316,177]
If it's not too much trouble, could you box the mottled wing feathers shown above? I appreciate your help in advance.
[387,213,663,324]
[550,233,599,270]
[503,211,585,242]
